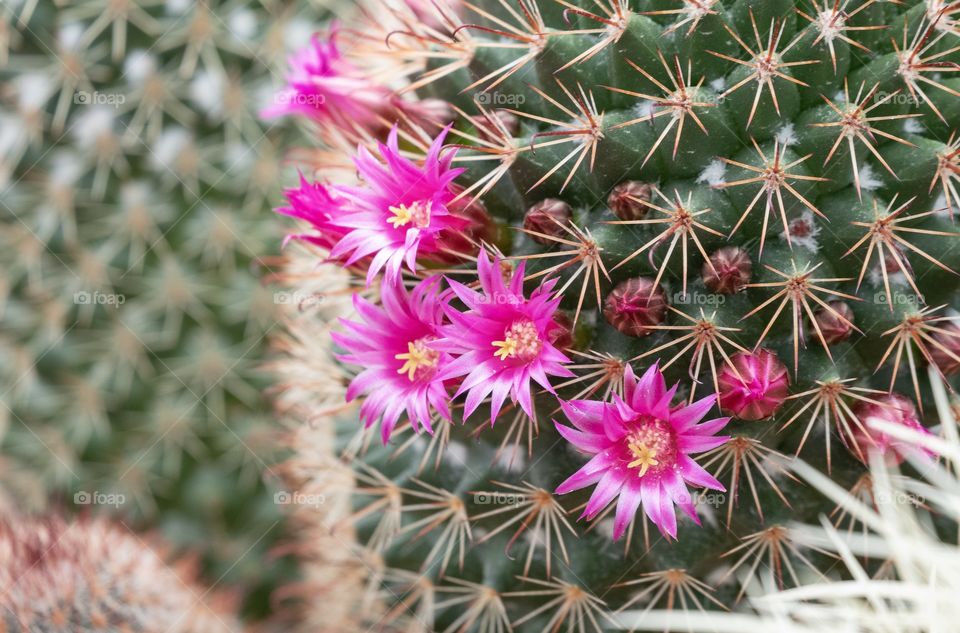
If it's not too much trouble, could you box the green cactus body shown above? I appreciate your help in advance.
[269,0,960,630]
[0,0,320,622]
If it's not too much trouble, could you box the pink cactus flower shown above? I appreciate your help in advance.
[554,364,729,540]
[850,393,934,464]
[261,25,390,129]
[717,349,790,421]
[435,253,573,423]
[332,277,452,444]
[330,126,469,285]
[277,174,349,251]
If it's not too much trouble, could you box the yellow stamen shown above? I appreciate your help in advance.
[492,338,518,361]
[492,320,542,362]
[627,442,660,477]
[387,201,432,228]
[387,204,413,228]
[395,341,436,381]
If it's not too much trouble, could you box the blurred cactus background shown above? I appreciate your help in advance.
[0,0,337,622]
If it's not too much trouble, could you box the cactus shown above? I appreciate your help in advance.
[0,514,243,632]
[0,0,329,620]
[267,0,960,630]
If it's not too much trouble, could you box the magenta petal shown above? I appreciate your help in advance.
[693,416,730,436]
[612,478,643,541]
[677,433,730,454]
[556,467,605,495]
[621,364,638,402]
[651,383,679,418]
[582,470,626,519]
[672,394,718,428]
[634,362,665,410]
[656,482,678,539]
[640,476,664,532]
[554,422,611,453]
[516,383,534,418]
[662,469,698,524]
[560,399,606,433]
[678,454,725,491]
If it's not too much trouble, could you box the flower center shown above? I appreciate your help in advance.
[395,337,439,381]
[492,319,542,362]
[387,200,432,229]
[625,419,675,477]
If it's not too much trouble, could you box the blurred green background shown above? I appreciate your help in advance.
[0,0,333,620]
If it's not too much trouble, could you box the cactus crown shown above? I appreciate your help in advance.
[270,0,960,630]
[0,516,241,633]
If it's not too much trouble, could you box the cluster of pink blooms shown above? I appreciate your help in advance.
[267,28,933,540]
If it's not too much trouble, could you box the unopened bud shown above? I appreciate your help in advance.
[603,277,667,337]
[607,181,653,221]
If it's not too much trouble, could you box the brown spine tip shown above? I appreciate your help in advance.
[812,301,855,345]
[523,199,573,244]
[603,277,667,337]
[607,181,653,221]
[703,246,752,294]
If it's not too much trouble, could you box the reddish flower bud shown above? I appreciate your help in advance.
[930,321,960,375]
[411,97,455,125]
[487,109,520,137]
[438,194,496,262]
[812,301,855,344]
[607,181,653,221]
[524,199,572,244]
[882,246,911,275]
[603,277,667,337]
[471,109,520,136]
[548,311,574,350]
[717,349,789,421]
[703,247,752,294]
[850,393,933,465]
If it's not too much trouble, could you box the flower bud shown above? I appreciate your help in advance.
[481,109,520,136]
[523,199,573,244]
[812,301,855,344]
[703,247,752,294]
[438,194,496,261]
[548,311,574,350]
[603,277,667,337]
[607,181,653,221]
[717,349,789,421]
[850,393,932,465]
[930,321,960,375]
